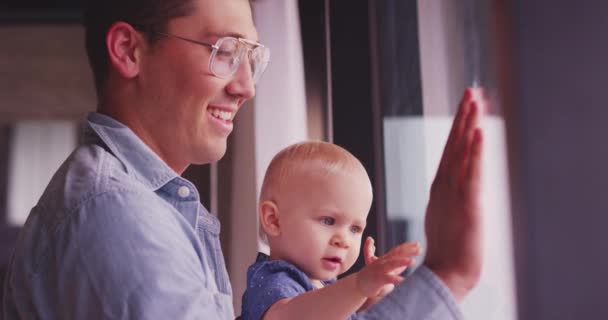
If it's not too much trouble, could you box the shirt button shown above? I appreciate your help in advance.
[177,186,191,198]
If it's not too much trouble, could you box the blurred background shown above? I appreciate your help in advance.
[2,0,608,319]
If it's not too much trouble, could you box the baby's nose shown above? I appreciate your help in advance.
[331,235,349,248]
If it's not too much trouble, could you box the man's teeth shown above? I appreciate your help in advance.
[209,108,233,121]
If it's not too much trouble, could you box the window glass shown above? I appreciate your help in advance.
[375,1,516,319]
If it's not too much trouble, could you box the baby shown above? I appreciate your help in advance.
[241,141,421,320]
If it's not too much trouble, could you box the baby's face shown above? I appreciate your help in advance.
[271,168,373,283]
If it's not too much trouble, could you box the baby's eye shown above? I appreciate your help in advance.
[321,217,335,225]
[350,225,363,234]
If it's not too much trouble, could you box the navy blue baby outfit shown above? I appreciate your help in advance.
[240,253,357,320]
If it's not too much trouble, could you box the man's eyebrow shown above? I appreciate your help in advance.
[206,31,260,42]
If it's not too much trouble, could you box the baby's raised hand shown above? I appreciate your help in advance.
[363,236,379,265]
[356,238,421,299]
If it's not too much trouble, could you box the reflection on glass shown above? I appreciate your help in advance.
[374,1,516,319]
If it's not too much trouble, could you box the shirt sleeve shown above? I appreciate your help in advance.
[241,261,310,320]
[54,190,227,320]
[356,266,464,320]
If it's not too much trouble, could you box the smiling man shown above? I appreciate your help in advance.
[2,0,484,319]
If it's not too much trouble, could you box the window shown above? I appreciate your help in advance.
[328,1,516,319]
[6,121,78,226]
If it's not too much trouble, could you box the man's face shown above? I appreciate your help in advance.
[270,167,373,285]
[137,0,258,170]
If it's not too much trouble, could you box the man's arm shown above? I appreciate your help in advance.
[360,87,485,319]
[359,266,463,320]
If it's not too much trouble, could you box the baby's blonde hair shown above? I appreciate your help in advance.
[258,141,370,243]
[260,141,368,204]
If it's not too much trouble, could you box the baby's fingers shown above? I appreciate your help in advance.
[358,258,410,297]
[375,257,413,274]
[385,241,422,259]
[380,273,405,285]
[364,236,377,265]
[391,264,411,276]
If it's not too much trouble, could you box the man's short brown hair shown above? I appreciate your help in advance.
[83,0,196,94]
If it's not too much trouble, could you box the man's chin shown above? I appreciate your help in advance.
[192,142,228,165]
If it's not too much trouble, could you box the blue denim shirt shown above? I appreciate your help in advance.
[3,113,234,319]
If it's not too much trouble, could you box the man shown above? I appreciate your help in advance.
[2,0,484,319]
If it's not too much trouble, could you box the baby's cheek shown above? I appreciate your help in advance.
[344,251,359,271]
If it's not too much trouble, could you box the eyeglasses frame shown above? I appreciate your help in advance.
[155,31,269,82]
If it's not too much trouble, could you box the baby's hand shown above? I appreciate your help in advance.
[355,238,421,299]
[363,237,398,299]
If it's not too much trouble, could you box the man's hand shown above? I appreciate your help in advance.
[356,238,420,309]
[423,87,485,302]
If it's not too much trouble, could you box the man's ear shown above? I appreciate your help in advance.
[259,200,281,237]
[106,22,144,79]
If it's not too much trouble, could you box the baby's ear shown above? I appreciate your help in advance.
[259,200,281,237]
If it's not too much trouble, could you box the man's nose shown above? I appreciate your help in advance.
[226,56,256,100]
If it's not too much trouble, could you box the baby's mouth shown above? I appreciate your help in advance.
[323,257,342,264]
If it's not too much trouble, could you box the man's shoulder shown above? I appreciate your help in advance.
[38,143,152,219]
[6,143,170,291]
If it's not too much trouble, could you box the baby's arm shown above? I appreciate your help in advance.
[262,241,420,320]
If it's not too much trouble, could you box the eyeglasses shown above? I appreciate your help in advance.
[156,32,270,83]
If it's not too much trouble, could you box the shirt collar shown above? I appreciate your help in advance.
[84,112,178,191]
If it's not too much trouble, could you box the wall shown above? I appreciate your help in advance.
[220,0,310,313]
[508,1,608,319]
[0,26,95,123]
